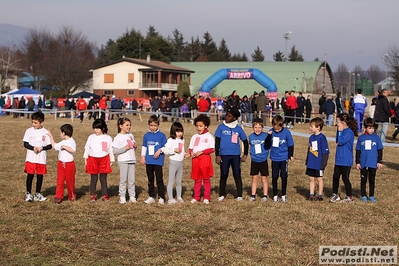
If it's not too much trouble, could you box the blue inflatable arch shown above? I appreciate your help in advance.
[199,68,278,96]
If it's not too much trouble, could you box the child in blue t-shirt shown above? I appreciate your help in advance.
[266,115,294,202]
[248,118,270,202]
[330,113,358,203]
[140,115,167,204]
[215,107,249,202]
[306,117,329,201]
[355,117,383,203]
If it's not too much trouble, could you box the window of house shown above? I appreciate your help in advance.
[128,73,134,83]
[104,73,114,83]
[104,90,114,96]
[127,90,135,96]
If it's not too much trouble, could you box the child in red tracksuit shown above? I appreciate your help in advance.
[48,124,77,204]
[188,114,215,204]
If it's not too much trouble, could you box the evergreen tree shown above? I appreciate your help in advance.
[169,28,186,62]
[217,38,231,61]
[201,31,219,61]
[288,45,304,61]
[180,36,202,61]
[177,81,190,98]
[273,51,285,61]
[251,46,265,62]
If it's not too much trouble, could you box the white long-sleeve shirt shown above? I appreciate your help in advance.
[163,137,185,162]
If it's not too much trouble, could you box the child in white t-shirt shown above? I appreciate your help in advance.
[112,117,138,204]
[48,124,77,204]
[84,119,114,202]
[23,111,52,202]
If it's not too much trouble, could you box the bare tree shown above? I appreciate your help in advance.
[366,65,384,85]
[333,63,349,96]
[384,45,399,87]
[20,26,96,96]
[0,46,20,93]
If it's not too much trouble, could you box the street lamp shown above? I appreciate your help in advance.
[352,73,355,94]
[383,54,389,80]
[283,31,292,61]
[348,71,351,98]
[294,78,298,90]
[302,72,307,93]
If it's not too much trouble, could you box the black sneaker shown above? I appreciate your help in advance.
[318,195,324,201]
[308,195,316,201]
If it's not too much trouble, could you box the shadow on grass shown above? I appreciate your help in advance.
[383,161,399,171]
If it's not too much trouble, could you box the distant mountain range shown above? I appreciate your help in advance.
[0,23,32,47]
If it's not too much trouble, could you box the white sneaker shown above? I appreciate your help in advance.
[281,195,288,202]
[261,196,268,202]
[203,199,210,204]
[273,195,279,202]
[144,197,155,204]
[158,198,165,205]
[218,196,225,202]
[25,192,33,202]
[168,199,177,205]
[249,196,256,201]
[119,197,126,204]
[34,193,47,202]
[129,197,137,203]
[236,197,243,202]
[176,197,184,203]
[190,199,198,204]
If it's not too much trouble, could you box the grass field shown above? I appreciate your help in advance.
[0,113,398,265]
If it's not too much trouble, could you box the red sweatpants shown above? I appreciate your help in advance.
[193,178,211,201]
[56,161,76,200]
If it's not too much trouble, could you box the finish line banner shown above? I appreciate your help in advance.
[319,246,397,264]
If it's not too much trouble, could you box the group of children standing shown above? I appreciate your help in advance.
[22,108,383,205]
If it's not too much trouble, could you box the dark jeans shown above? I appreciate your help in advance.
[219,155,242,197]
[360,167,376,197]
[271,160,288,196]
[332,165,352,196]
[146,164,165,199]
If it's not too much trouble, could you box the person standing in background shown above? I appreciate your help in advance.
[305,95,313,122]
[318,92,326,115]
[335,92,343,114]
[352,89,368,133]
[296,92,305,124]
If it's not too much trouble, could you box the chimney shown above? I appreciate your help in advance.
[147,54,151,63]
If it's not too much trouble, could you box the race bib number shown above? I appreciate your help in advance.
[102,141,108,152]
[272,137,280,148]
[231,133,238,144]
[311,141,318,151]
[148,145,155,156]
[255,144,262,154]
[127,139,133,149]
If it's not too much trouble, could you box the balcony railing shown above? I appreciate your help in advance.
[139,83,178,91]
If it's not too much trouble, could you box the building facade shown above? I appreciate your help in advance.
[91,56,194,99]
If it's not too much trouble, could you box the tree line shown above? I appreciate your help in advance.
[0,25,397,97]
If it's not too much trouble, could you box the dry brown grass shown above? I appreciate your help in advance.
[0,114,398,265]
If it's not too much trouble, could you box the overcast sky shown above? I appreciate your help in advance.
[2,0,398,71]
